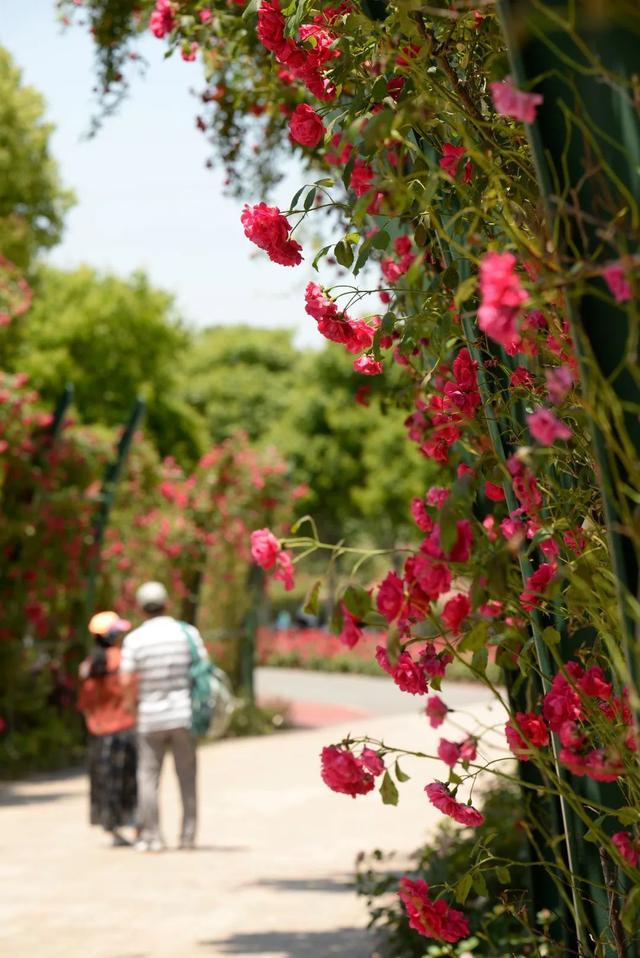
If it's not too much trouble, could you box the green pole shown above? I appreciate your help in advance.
[82,397,145,638]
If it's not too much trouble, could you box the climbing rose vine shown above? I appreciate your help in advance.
[64,0,640,951]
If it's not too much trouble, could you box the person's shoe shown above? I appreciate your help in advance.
[134,838,165,853]
[111,830,131,847]
[178,838,196,850]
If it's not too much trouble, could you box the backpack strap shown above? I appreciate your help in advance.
[178,621,199,665]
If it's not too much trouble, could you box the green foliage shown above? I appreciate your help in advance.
[181,325,298,444]
[356,784,561,958]
[0,47,73,271]
[12,265,208,463]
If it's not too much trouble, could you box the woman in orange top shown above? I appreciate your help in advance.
[78,611,137,846]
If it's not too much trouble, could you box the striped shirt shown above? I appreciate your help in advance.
[120,616,208,734]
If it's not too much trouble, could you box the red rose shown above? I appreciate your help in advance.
[289,104,326,148]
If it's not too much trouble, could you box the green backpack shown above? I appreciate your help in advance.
[180,622,234,738]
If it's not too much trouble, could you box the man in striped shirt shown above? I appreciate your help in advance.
[120,581,209,852]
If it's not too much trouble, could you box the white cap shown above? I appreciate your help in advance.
[135,581,168,611]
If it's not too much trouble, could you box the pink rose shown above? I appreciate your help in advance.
[425,695,448,728]
[527,408,571,445]
[250,528,280,569]
[320,745,375,797]
[338,604,362,648]
[603,263,632,303]
[437,738,461,768]
[273,550,295,590]
[376,571,404,622]
[441,593,470,635]
[399,877,470,943]
[149,0,177,38]
[490,77,543,123]
[505,712,550,759]
[353,355,383,375]
[289,103,326,148]
[360,747,385,777]
[256,0,286,53]
[241,203,303,266]
[478,251,527,350]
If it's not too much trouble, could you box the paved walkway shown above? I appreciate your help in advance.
[0,673,503,958]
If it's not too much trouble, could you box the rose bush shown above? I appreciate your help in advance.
[61,0,640,951]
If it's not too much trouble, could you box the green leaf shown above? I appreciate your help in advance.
[353,238,373,276]
[330,603,344,635]
[471,646,488,675]
[394,760,410,782]
[371,229,391,250]
[342,585,372,620]
[496,866,511,885]
[342,153,356,190]
[621,886,640,934]
[616,806,640,826]
[314,177,335,188]
[454,274,477,308]
[380,771,399,806]
[334,240,354,268]
[472,872,488,897]
[542,626,561,647]
[455,872,473,904]
[242,0,260,19]
[303,187,317,211]
[290,185,306,209]
[303,580,322,616]
[312,245,331,271]
[459,621,489,652]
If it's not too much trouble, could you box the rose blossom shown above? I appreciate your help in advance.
[545,365,573,405]
[241,203,303,266]
[250,527,280,569]
[289,103,326,148]
[425,695,448,728]
[603,263,632,303]
[520,562,556,610]
[353,355,383,375]
[150,0,177,38]
[320,745,375,797]
[478,251,527,350]
[612,831,640,868]
[360,747,385,777]
[505,712,550,759]
[528,408,571,445]
[437,738,460,768]
[490,77,543,123]
[338,605,362,648]
[376,571,404,622]
[485,480,505,501]
[441,593,470,634]
[273,550,295,590]
[399,877,470,943]
[425,782,484,826]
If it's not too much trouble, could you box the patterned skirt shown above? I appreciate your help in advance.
[88,729,137,831]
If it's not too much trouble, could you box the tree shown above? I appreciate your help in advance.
[12,265,208,463]
[0,47,73,272]
[181,325,298,444]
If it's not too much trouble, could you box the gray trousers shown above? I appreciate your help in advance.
[137,727,197,844]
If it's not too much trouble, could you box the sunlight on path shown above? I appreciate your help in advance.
[0,681,502,958]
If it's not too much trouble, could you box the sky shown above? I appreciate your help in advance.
[0,0,326,345]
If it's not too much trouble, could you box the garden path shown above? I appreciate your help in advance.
[0,673,501,958]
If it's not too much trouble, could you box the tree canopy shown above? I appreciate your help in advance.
[0,47,73,272]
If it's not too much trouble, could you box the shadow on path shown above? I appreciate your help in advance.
[0,787,70,807]
[199,927,376,957]
[248,876,355,894]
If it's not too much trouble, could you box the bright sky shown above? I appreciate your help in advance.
[1,0,325,344]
